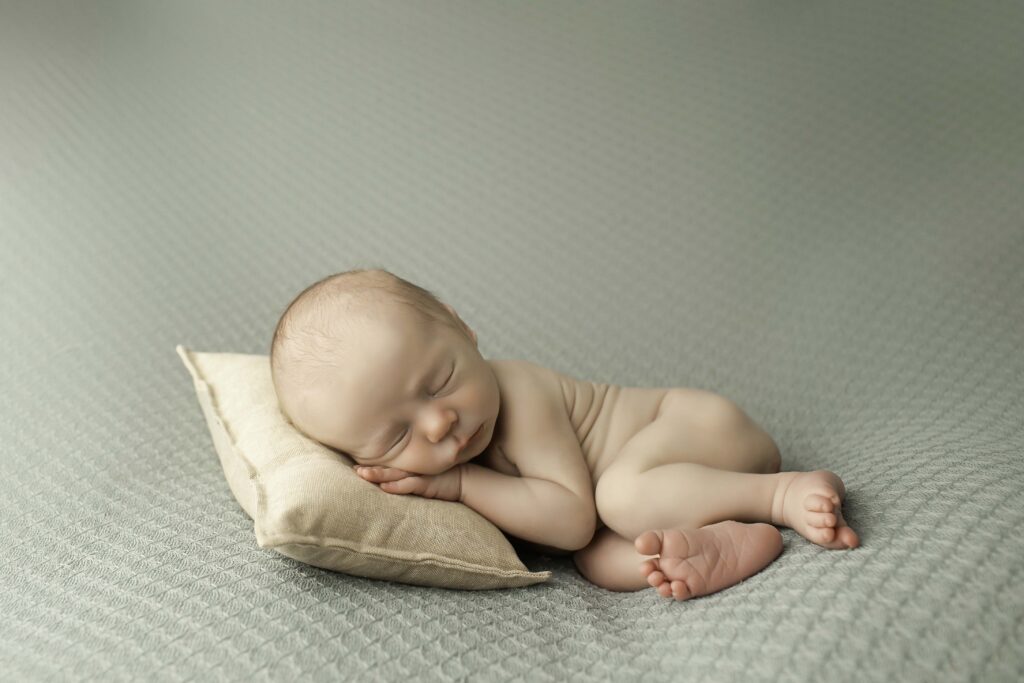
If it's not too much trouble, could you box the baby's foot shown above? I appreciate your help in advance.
[634,521,783,601]
[774,470,860,550]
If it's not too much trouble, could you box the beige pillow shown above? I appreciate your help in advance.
[175,345,550,590]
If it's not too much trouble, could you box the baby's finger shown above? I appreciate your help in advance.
[354,467,377,481]
[380,477,421,495]
[376,467,413,481]
[355,466,409,482]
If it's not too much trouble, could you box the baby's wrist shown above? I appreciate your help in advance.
[454,464,466,503]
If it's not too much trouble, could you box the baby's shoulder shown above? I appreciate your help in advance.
[487,358,573,407]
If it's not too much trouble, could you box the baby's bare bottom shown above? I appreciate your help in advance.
[573,393,858,597]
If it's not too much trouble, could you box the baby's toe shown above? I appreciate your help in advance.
[837,526,860,549]
[635,530,664,556]
[670,580,692,601]
[639,559,659,579]
[642,558,667,588]
[805,493,835,513]
[806,511,837,528]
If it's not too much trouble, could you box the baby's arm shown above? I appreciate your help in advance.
[357,462,594,550]
[459,463,595,552]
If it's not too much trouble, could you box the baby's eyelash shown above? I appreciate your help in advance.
[434,366,455,394]
[388,431,407,450]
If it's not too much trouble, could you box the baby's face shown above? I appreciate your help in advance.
[292,303,500,476]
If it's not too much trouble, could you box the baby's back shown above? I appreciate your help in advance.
[483,359,670,485]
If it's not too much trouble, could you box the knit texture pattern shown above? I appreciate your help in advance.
[1,1,1021,680]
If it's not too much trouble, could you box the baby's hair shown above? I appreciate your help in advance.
[269,267,459,420]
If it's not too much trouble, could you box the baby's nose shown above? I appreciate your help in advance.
[432,408,459,438]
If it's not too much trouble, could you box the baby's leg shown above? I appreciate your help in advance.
[573,526,655,592]
[601,462,783,535]
[594,411,860,549]
[642,389,784,476]
[573,522,782,599]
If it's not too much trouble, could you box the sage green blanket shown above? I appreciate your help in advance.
[1,2,1021,680]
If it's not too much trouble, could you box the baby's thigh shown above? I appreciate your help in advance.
[602,390,778,477]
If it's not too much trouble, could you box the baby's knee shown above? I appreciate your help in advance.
[737,430,781,473]
[716,400,781,474]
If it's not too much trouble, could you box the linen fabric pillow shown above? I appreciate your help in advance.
[175,345,550,590]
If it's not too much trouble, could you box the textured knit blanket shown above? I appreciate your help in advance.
[1,2,1021,680]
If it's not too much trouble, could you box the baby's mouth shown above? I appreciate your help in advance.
[459,423,483,453]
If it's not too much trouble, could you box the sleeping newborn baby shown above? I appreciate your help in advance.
[271,268,860,600]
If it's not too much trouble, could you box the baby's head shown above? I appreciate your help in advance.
[270,268,500,475]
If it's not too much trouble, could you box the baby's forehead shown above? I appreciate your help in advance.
[324,314,445,376]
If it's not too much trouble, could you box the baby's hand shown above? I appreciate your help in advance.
[354,465,463,502]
